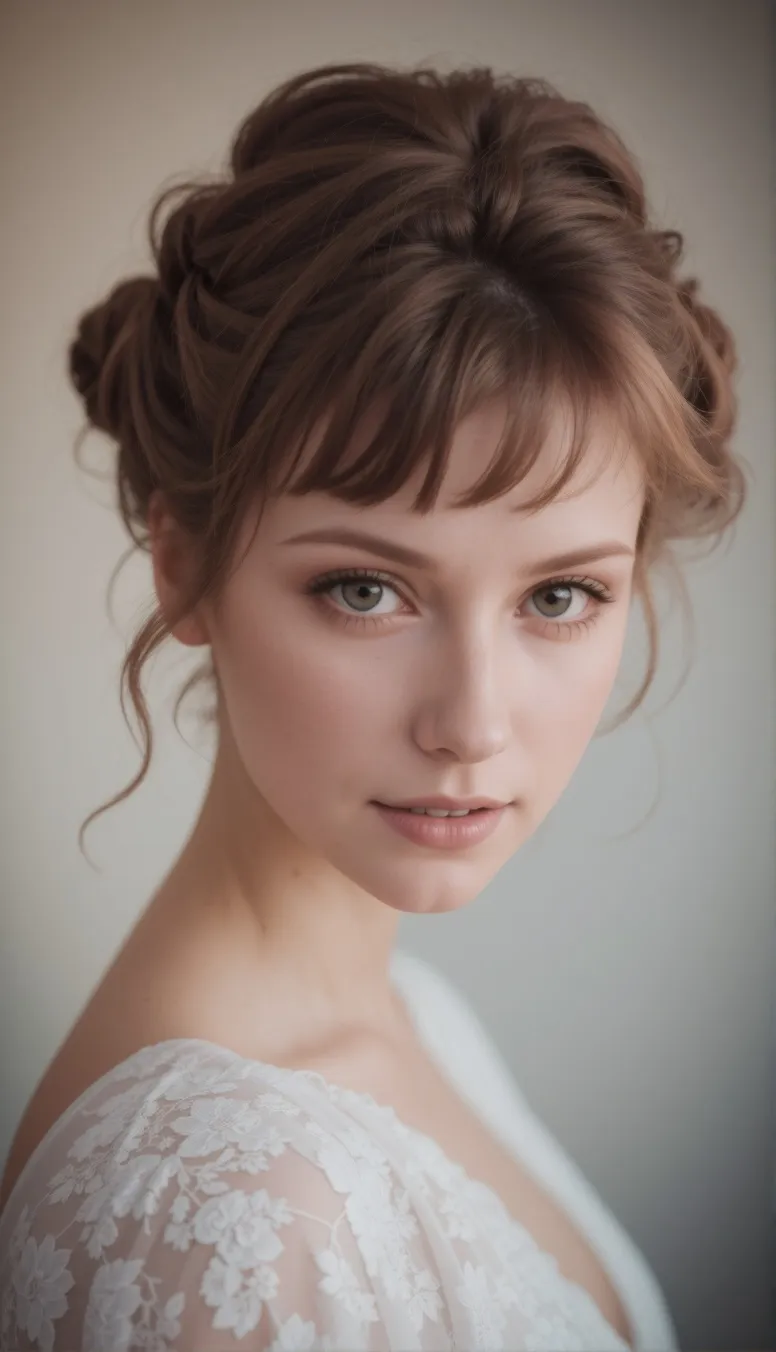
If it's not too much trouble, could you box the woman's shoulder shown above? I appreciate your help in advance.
[0,1040,272,1220]
[0,943,431,1221]
[0,1039,383,1351]
[0,1037,320,1218]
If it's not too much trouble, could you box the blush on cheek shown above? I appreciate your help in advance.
[526,660,622,803]
[218,636,372,807]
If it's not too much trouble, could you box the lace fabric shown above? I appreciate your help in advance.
[0,950,679,1351]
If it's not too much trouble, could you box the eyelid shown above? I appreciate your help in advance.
[306,566,613,599]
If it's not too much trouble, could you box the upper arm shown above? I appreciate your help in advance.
[113,1145,386,1351]
[0,1059,419,1352]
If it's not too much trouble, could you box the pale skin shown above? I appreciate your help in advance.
[0,397,645,1340]
[139,395,645,1058]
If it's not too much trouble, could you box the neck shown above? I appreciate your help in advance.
[132,724,406,1058]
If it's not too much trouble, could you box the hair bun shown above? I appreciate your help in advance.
[68,276,158,435]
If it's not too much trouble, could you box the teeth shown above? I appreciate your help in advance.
[408,807,473,817]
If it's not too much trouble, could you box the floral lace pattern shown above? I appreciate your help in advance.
[0,1039,632,1351]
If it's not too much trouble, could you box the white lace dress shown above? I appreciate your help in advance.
[0,948,679,1351]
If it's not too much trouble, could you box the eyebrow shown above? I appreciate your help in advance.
[281,527,635,574]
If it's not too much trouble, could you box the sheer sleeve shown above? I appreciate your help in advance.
[0,1042,451,1352]
[65,1139,412,1351]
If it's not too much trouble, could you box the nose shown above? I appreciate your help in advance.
[410,631,513,764]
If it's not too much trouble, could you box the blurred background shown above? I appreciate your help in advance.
[1,2,773,1347]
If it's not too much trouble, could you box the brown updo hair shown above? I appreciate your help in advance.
[69,60,746,858]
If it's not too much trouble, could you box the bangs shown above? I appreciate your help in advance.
[250,264,721,524]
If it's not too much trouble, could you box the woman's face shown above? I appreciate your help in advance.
[171,399,645,915]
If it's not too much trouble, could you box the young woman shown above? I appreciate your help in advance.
[0,60,744,1352]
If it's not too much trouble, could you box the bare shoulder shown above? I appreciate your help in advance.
[0,889,187,1214]
[1,886,190,1211]
[0,987,148,1214]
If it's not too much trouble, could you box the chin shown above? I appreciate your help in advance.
[346,851,514,916]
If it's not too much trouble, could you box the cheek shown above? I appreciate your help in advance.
[523,627,627,800]
[211,600,395,795]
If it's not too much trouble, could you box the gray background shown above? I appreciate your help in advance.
[1,2,773,1347]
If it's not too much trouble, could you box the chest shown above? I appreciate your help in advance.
[306,1036,635,1348]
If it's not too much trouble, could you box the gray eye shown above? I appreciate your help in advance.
[331,578,403,615]
[339,580,384,612]
[529,584,574,618]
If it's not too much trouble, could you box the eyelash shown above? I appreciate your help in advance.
[305,567,616,638]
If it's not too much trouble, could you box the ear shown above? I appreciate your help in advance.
[147,490,210,648]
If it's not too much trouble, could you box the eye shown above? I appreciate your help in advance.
[525,580,599,621]
[305,568,407,625]
[521,575,616,636]
[305,568,616,635]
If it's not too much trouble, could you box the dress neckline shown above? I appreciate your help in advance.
[4,955,633,1349]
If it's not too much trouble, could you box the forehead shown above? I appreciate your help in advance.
[247,396,644,542]
[408,397,644,516]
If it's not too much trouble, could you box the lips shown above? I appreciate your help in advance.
[373,797,510,812]
[377,804,484,816]
[372,800,508,849]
